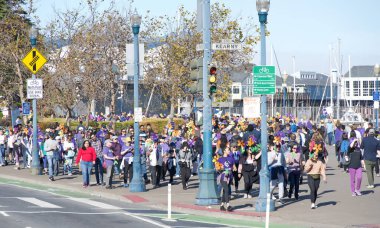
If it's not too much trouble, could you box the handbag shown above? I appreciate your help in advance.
[102,160,107,169]
[342,153,351,166]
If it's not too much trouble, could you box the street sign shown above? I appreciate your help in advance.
[27,79,43,99]
[134,107,143,122]
[22,48,47,74]
[373,91,379,101]
[253,66,276,95]
[212,43,242,51]
[22,102,31,115]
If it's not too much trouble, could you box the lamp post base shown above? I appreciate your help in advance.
[31,167,42,175]
[254,196,275,212]
[129,177,146,192]
[195,168,220,205]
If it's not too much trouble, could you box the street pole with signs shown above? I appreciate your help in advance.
[129,10,146,192]
[255,0,275,212]
[22,26,47,175]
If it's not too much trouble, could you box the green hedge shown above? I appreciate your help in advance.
[39,118,185,134]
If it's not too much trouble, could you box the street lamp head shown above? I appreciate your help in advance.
[256,0,270,13]
[131,9,142,35]
[283,71,288,83]
[374,64,380,75]
[29,25,38,46]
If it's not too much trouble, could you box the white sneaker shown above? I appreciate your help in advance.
[248,194,252,198]
[175,175,180,178]
[243,194,248,199]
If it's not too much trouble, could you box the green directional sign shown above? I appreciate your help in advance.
[253,66,276,95]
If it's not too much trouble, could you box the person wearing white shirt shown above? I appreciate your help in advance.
[63,135,75,176]
[0,130,6,166]
[7,131,15,164]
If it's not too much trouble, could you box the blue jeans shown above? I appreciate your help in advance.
[94,157,104,184]
[141,162,147,180]
[80,161,93,186]
[327,132,334,145]
[0,145,5,165]
[47,155,54,178]
[176,159,180,176]
[64,157,73,174]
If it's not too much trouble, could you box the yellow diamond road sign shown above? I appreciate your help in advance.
[22,48,47,74]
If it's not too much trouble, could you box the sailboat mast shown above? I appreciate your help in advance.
[349,55,352,107]
[330,45,334,116]
[337,38,341,119]
[293,56,296,108]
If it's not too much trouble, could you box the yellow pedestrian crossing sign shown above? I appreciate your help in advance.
[22,48,47,74]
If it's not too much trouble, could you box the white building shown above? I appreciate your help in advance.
[341,65,378,102]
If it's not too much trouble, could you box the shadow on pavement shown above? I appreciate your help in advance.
[232,203,254,210]
[360,190,374,195]
[316,201,337,207]
[319,189,336,195]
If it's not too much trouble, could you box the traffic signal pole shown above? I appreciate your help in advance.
[195,0,220,205]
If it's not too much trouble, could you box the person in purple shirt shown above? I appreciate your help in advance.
[118,129,129,148]
[103,141,116,189]
[218,145,235,212]
[96,125,108,145]
[121,139,133,187]
[229,142,241,193]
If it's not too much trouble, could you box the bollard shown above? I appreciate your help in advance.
[265,192,270,228]
[168,183,172,220]
[162,183,176,222]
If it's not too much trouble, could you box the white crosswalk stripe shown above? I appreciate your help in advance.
[17,197,62,208]
[66,198,122,210]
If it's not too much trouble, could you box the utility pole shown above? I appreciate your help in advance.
[196,0,219,205]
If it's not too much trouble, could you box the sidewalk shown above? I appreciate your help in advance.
[0,147,379,228]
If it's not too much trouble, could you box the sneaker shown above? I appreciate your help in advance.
[175,175,180,178]
[105,186,112,189]
[82,185,88,188]
[49,177,55,182]
[277,199,284,205]
[243,194,248,199]
[352,192,356,197]
[377,174,380,177]
[367,185,375,189]
[355,191,362,196]
[226,206,233,212]
[220,205,226,211]
[248,194,252,199]
[124,184,129,188]
[68,173,72,176]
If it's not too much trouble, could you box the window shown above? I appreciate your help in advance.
[353,81,360,96]
[248,86,253,97]
[369,81,375,96]
[345,81,350,96]
[233,86,240,94]
[363,81,369,96]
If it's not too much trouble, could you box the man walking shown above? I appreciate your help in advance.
[44,133,58,181]
[360,129,380,188]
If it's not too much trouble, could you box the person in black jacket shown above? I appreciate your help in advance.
[238,146,261,198]
[360,129,380,189]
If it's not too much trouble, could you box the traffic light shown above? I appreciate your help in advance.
[209,66,217,95]
[189,58,203,94]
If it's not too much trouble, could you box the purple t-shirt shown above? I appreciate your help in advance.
[102,147,114,167]
[218,156,235,171]
[122,145,133,159]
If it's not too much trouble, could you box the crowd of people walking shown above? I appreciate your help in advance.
[0,114,378,211]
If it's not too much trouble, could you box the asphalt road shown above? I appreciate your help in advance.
[0,184,235,228]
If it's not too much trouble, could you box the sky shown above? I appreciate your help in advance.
[34,0,380,75]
